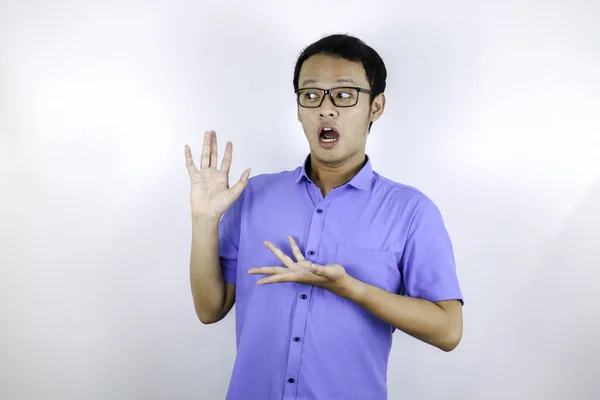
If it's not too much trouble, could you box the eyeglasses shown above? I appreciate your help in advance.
[295,86,373,108]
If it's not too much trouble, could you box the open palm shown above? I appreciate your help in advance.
[185,130,251,219]
[248,236,347,286]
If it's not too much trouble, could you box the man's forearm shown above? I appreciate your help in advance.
[331,275,462,351]
[189,216,227,323]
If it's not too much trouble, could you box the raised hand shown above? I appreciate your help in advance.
[248,236,348,287]
[185,130,251,220]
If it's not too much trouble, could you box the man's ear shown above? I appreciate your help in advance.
[370,93,386,123]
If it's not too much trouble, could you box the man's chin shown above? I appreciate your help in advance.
[311,149,347,165]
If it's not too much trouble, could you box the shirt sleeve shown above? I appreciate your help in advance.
[400,195,464,304]
[218,190,245,285]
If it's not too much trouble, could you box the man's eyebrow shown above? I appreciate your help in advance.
[336,78,358,85]
[300,78,358,86]
[300,79,318,86]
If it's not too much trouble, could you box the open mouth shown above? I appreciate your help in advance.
[319,126,340,144]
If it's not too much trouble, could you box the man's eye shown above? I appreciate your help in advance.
[337,92,351,98]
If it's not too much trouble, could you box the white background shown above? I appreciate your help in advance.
[1,1,599,399]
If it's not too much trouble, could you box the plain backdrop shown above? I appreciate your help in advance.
[1,1,599,399]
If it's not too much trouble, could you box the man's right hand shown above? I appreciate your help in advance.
[185,130,251,220]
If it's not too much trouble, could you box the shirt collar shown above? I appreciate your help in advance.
[295,153,374,191]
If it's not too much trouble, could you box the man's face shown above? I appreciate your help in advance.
[297,54,385,166]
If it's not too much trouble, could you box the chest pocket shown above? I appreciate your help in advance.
[334,242,399,292]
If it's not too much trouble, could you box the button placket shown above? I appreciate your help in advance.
[283,200,328,398]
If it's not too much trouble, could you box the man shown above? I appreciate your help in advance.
[185,34,463,400]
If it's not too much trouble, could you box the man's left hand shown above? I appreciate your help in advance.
[248,236,347,288]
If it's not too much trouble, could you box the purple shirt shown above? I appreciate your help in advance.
[218,154,463,400]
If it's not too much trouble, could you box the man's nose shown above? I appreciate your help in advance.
[319,95,339,118]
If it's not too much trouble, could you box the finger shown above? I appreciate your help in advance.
[200,130,212,169]
[256,275,290,284]
[210,131,218,169]
[256,271,304,284]
[184,145,198,176]
[256,270,325,285]
[307,263,332,278]
[287,236,305,262]
[308,263,324,275]
[264,241,295,267]
[247,266,287,275]
[220,141,233,173]
[229,168,251,200]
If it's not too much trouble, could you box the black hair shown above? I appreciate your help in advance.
[293,34,387,131]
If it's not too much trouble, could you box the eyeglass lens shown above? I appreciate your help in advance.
[297,88,359,107]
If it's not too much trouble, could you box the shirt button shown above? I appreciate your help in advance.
[316,209,323,213]
[288,378,295,383]
[300,294,307,299]
[293,337,301,342]
[308,250,315,255]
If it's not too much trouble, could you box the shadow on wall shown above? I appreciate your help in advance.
[518,179,600,398]
[190,10,304,173]
[365,21,484,172]
[485,179,600,398]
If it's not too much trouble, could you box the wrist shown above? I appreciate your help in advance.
[192,212,221,221]
[191,214,221,229]
[332,274,366,302]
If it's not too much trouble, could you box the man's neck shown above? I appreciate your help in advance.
[308,152,367,197]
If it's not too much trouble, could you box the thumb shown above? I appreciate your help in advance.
[229,168,251,198]
[308,263,331,278]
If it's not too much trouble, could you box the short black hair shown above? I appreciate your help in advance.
[293,34,387,131]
